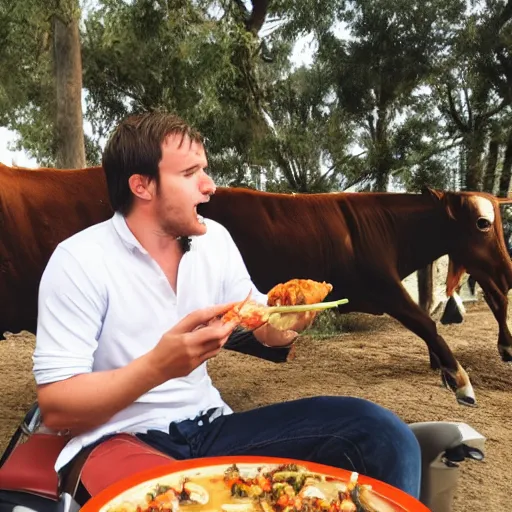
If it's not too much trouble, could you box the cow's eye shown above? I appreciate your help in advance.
[476,217,492,232]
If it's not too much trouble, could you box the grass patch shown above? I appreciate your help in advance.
[307,310,386,336]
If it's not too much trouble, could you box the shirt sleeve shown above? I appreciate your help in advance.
[224,328,294,363]
[32,245,108,385]
[218,225,268,305]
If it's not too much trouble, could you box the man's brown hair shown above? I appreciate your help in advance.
[102,111,202,215]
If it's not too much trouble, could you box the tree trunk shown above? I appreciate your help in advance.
[499,129,512,197]
[53,10,85,169]
[373,108,390,192]
[374,161,389,192]
[483,137,500,193]
[464,131,486,191]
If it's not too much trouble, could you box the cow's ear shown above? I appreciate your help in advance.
[443,193,461,221]
[422,187,443,200]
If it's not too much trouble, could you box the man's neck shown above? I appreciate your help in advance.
[125,210,184,257]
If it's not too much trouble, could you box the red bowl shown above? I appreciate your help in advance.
[81,455,429,512]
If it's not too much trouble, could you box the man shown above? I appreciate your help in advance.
[32,112,421,503]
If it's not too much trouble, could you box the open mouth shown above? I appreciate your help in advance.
[194,204,206,224]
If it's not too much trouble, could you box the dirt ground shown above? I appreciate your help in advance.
[1,300,510,511]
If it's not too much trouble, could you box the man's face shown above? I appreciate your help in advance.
[152,132,215,238]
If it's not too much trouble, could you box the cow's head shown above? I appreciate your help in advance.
[426,190,512,298]
[432,189,512,362]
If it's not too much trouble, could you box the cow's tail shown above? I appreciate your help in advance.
[417,263,433,313]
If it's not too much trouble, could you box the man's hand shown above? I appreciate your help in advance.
[253,311,317,348]
[148,303,240,381]
[36,302,240,434]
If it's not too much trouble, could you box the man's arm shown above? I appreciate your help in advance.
[33,246,163,433]
[224,328,295,362]
[34,246,237,434]
[37,354,164,434]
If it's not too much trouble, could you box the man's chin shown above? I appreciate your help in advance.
[190,221,208,237]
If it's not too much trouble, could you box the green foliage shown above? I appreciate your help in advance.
[0,0,55,162]
[315,0,465,191]
[82,0,270,179]
[2,0,512,196]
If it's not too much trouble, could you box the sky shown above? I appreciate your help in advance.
[0,127,38,167]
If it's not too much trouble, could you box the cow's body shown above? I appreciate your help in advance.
[199,188,512,406]
[1,163,511,406]
[0,164,113,335]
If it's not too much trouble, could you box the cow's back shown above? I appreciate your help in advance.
[199,188,357,295]
[0,164,112,335]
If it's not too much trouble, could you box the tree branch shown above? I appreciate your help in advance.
[390,139,463,177]
[341,172,373,191]
[367,114,376,141]
[311,151,368,190]
[274,142,298,189]
[482,97,509,121]
[232,0,249,19]
[498,0,512,28]
[463,86,472,129]
[445,84,468,133]
[246,0,269,35]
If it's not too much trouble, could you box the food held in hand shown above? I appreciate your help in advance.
[222,283,347,332]
[267,279,333,306]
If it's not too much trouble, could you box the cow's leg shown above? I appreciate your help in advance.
[479,280,512,362]
[427,348,441,370]
[379,284,476,406]
[440,291,465,325]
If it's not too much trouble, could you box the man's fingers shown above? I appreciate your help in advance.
[192,332,233,364]
[174,303,239,333]
[188,320,238,345]
[283,330,299,343]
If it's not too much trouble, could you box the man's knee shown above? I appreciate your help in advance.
[296,396,421,460]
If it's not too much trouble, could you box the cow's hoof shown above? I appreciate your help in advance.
[455,383,477,407]
[440,294,465,325]
[442,373,477,406]
[456,395,477,407]
[498,345,512,362]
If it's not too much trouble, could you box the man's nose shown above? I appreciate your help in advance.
[200,173,216,195]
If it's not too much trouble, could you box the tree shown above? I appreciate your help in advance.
[433,0,512,192]
[319,0,465,191]
[53,0,86,168]
[81,0,277,180]
[0,0,87,167]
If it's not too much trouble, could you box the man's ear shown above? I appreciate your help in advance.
[128,174,154,201]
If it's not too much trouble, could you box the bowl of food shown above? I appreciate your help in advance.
[81,455,429,512]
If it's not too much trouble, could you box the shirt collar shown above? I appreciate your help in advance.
[111,211,198,254]
[111,211,148,254]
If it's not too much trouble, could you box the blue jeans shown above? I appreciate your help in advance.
[136,396,421,499]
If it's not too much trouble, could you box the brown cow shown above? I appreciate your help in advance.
[1,163,511,406]
[199,187,512,406]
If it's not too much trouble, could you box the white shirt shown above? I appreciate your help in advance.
[32,212,266,471]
